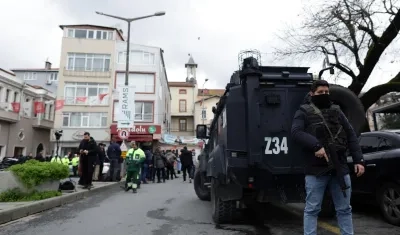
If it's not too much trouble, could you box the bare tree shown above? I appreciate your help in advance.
[275,0,400,111]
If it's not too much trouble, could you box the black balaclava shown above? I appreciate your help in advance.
[311,94,331,109]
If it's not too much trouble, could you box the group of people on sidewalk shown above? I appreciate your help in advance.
[48,132,197,192]
[122,141,196,193]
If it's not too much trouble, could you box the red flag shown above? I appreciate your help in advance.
[34,101,45,114]
[11,102,20,113]
[55,100,64,111]
[99,93,108,101]
[76,97,87,102]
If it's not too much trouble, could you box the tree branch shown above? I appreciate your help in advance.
[359,71,400,111]
[348,9,400,94]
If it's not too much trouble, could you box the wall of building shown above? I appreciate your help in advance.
[194,97,219,127]
[170,116,194,136]
[170,86,196,115]
[113,42,171,134]
[13,70,59,94]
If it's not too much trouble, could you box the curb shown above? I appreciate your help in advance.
[0,182,120,225]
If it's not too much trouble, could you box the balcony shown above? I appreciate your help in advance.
[63,67,111,78]
[32,117,54,129]
[0,108,18,123]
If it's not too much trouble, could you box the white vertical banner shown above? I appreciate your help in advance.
[117,85,135,129]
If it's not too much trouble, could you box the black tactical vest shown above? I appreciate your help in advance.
[300,104,348,152]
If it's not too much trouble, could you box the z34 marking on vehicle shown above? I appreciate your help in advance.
[265,137,288,154]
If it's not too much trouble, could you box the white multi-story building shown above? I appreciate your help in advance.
[52,24,125,155]
[0,69,55,158]
[110,42,171,149]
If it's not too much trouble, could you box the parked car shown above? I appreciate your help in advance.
[322,130,400,226]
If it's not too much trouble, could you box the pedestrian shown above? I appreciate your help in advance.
[141,149,152,184]
[97,143,106,181]
[125,141,146,193]
[107,136,122,182]
[71,154,79,177]
[180,146,194,183]
[291,80,365,235]
[165,150,178,180]
[78,132,98,189]
[152,147,166,183]
[35,150,45,162]
[176,150,182,174]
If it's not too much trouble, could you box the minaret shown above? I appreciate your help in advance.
[185,55,198,83]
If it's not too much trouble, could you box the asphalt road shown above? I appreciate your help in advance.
[0,177,399,235]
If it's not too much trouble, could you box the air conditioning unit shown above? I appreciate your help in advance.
[46,79,52,85]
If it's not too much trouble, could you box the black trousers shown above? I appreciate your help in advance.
[109,159,120,181]
[166,165,177,179]
[98,162,104,180]
[155,168,166,182]
[181,165,193,181]
[81,156,95,186]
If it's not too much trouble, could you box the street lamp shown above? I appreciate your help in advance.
[201,78,209,124]
[95,11,166,85]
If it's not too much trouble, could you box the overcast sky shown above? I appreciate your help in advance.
[0,0,398,91]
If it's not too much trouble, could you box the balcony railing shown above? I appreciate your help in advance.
[63,67,111,78]
[32,117,54,129]
[64,96,109,106]
[0,105,18,123]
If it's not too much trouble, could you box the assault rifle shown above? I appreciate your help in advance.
[316,143,350,197]
[311,104,350,197]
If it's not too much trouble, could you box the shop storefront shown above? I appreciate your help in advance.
[109,124,162,151]
[50,129,111,156]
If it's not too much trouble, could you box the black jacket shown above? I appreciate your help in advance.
[291,105,364,175]
[78,138,98,161]
[180,149,194,167]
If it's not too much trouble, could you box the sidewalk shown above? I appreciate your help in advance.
[0,180,122,225]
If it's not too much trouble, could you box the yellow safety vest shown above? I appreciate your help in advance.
[71,157,79,166]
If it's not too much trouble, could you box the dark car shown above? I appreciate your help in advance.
[347,130,400,226]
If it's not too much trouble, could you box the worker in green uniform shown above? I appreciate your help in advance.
[125,141,145,193]
[71,154,79,177]
[62,155,70,166]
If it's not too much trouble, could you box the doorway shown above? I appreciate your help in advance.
[36,143,44,156]
[13,147,25,158]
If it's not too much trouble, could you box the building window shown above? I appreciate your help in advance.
[201,109,207,120]
[62,112,108,127]
[67,29,113,40]
[49,73,58,81]
[179,89,187,94]
[117,50,155,65]
[66,53,111,72]
[179,119,187,131]
[64,82,109,105]
[23,72,37,80]
[5,89,10,103]
[115,73,154,93]
[113,101,153,122]
[179,100,186,112]
[13,92,19,103]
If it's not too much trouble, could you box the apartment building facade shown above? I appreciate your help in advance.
[168,56,199,137]
[12,61,59,93]
[110,42,171,146]
[194,88,224,127]
[0,69,55,158]
[52,24,124,155]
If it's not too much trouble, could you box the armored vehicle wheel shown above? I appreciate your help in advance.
[194,170,211,201]
[329,84,365,135]
[211,179,236,224]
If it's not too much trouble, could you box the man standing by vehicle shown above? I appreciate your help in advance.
[78,133,97,189]
[180,146,194,183]
[125,141,145,193]
[291,80,365,235]
[107,136,122,182]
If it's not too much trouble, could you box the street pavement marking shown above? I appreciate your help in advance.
[273,203,340,234]
[318,221,340,234]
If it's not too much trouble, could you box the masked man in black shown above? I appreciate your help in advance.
[78,132,97,189]
[291,80,365,235]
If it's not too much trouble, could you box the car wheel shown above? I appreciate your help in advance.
[377,182,400,226]
[194,170,211,201]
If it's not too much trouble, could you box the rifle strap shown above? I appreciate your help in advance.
[309,104,343,143]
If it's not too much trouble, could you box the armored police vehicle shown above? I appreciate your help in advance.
[193,52,366,224]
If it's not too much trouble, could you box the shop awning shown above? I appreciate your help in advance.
[115,134,153,142]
